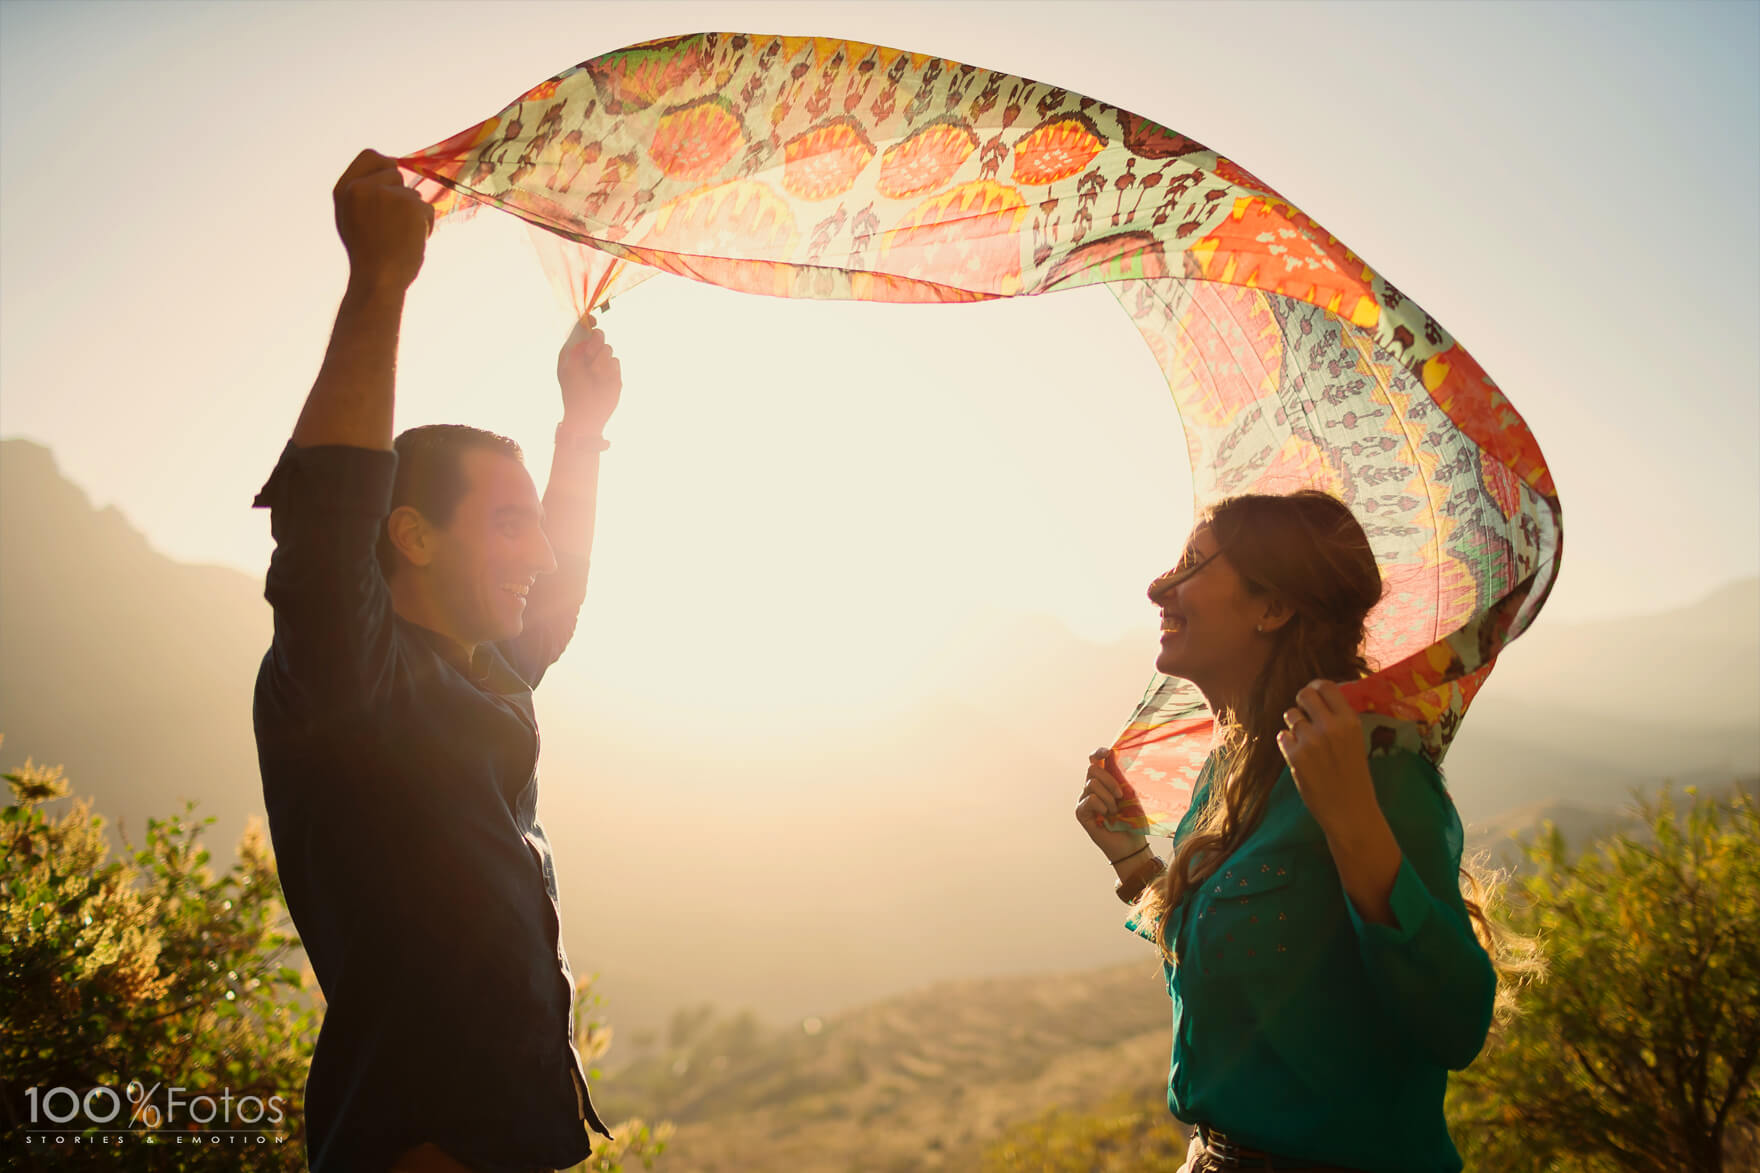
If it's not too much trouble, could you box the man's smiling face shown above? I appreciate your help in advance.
[425,449,557,645]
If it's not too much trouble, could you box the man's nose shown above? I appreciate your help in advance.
[532,531,558,575]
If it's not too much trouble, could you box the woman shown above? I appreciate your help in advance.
[1076,490,1497,1173]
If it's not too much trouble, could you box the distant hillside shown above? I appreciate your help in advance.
[1443,579,1760,823]
[0,438,271,853]
[1465,774,1760,873]
[1481,578,1760,729]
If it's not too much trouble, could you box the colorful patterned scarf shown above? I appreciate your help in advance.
[397,33,1562,833]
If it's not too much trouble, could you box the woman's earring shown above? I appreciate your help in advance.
[1256,624,1264,632]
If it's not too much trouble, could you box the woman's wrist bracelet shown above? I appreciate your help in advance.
[1107,843,1150,867]
[1115,854,1165,905]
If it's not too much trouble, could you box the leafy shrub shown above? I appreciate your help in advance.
[1448,785,1760,1172]
[0,739,314,1170]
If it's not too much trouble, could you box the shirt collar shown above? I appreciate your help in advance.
[400,617,521,692]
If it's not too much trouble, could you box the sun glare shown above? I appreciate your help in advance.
[391,212,1190,725]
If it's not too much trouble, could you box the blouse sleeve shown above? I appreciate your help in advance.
[1124,906,1159,944]
[1345,750,1496,1070]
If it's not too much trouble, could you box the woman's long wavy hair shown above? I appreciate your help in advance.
[1137,490,1541,1024]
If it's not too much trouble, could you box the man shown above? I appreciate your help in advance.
[251,149,622,1173]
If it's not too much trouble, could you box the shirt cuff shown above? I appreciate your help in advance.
[1124,910,1158,943]
[1346,854,1433,944]
[252,441,397,516]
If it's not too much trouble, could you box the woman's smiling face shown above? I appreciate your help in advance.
[1149,525,1278,706]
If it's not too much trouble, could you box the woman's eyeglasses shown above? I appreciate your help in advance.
[1148,547,1222,601]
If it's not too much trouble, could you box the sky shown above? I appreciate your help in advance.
[2,0,1757,715]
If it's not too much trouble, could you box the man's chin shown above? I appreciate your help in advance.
[479,613,525,644]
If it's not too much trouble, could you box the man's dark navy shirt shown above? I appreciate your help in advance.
[251,441,610,1173]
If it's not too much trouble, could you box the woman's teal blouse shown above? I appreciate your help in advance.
[1126,749,1494,1173]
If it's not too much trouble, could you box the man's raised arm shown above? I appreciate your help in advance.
[291,149,434,451]
[254,150,433,706]
[544,315,622,563]
[500,316,622,685]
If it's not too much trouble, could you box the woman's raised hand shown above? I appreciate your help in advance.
[1075,747,1149,865]
[1277,678,1380,838]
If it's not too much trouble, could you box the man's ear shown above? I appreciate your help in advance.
[386,505,436,569]
[1257,595,1295,634]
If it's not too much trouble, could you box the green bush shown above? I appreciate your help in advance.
[1448,785,1760,1172]
[0,739,315,1170]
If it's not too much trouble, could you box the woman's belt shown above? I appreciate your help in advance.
[1194,1123,1368,1171]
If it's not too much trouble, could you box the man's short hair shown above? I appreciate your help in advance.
[375,425,524,578]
